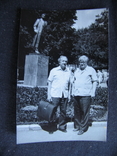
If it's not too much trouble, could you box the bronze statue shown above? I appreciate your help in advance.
[32,14,47,54]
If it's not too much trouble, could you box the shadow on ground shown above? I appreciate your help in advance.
[39,122,58,134]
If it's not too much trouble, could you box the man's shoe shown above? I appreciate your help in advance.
[73,128,79,132]
[58,128,67,133]
[77,130,84,135]
[35,50,40,54]
[49,131,54,134]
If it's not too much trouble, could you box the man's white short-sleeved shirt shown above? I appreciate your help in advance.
[48,66,70,98]
[73,66,97,96]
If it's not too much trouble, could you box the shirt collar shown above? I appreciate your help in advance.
[57,66,68,72]
[78,65,88,72]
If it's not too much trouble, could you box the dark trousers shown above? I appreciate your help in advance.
[74,96,91,132]
[52,97,67,130]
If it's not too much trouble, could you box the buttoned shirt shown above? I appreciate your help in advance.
[72,66,97,96]
[48,66,70,98]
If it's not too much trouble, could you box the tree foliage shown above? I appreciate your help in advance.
[41,10,77,68]
[74,9,109,69]
[18,10,77,74]
[18,9,108,79]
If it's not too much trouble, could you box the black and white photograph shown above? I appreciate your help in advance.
[16,8,109,144]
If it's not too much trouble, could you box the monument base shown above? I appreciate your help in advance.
[24,54,49,86]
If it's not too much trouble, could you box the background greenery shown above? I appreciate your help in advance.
[18,9,108,79]
[17,9,108,124]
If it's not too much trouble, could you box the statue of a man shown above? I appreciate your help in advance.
[32,13,47,54]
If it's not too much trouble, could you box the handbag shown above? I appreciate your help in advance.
[37,100,56,122]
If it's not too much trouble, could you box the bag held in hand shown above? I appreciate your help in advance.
[37,100,56,122]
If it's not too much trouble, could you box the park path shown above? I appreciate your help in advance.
[17,121,107,144]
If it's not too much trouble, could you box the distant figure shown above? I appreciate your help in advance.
[97,70,102,86]
[32,13,47,54]
[102,69,108,83]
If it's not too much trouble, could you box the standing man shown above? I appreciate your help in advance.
[32,13,47,54]
[72,55,97,135]
[47,56,71,133]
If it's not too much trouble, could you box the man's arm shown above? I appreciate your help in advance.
[91,81,97,97]
[68,73,75,101]
[91,67,98,97]
[68,81,72,102]
[33,19,39,33]
[47,81,52,102]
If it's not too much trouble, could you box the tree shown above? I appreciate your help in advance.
[18,10,77,78]
[40,10,77,68]
[74,9,109,69]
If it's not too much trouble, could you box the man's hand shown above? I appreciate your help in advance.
[34,27,38,33]
[91,81,97,98]
[47,81,52,102]
[91,93,95,98]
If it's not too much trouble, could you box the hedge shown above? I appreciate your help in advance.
[16,85,108,124]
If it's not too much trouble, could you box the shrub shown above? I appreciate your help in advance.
[16,85,108,124]
[16,85,47,111]
[93,87,108,109]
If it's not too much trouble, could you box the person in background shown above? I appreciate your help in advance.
[97,70,102,86]
[72,55,97,135]
[102,69,108,83]
[47,56,71,133]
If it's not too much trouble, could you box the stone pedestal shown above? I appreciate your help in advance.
[24,54,49,86]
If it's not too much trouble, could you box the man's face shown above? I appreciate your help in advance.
[41,14,45,19]
[59,57,68,70]
[79,60,87,70]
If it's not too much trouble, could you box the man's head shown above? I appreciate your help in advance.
[58,56,68,70]
[41,13,45,19]
[78,55,89,70]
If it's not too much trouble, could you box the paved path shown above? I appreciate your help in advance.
[17,122,107,144]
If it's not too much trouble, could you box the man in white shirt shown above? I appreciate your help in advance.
[47,56,71,132]
[72,55,97,135]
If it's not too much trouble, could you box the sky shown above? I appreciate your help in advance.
[72,8,106,30]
